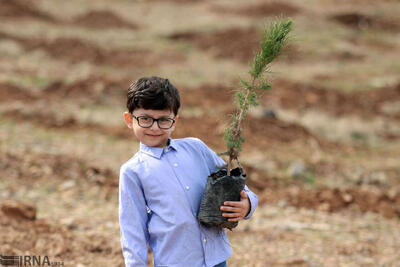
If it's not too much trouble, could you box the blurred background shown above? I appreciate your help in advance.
[0,0,399,266]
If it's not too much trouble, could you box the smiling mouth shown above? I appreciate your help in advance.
[146,134,162,137]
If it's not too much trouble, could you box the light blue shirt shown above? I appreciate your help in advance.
[119,137,258,267]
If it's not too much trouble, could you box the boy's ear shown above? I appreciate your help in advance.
[123,112,133,129]
[171,114,179,128]
[170,114,179,131]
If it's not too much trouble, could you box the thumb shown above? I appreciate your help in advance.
[240,190,248,199]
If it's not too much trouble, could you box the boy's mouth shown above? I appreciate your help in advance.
[146,134,162,137]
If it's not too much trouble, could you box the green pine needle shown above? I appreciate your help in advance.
[250,18,292,79]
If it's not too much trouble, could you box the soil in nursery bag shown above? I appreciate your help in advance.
[198,167,246,230]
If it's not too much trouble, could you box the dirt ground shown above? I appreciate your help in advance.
[1,0,400,266]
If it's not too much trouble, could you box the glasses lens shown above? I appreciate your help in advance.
[158,118,173,129]
[138,117,153,127]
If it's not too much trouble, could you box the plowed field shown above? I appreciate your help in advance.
[1,0,399,266]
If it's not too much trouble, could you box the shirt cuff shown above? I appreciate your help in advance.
[243,187,258,220]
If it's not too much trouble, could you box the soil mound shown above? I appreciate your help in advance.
[331,12,400,32]
[260,186,400,219]
[23,37,136,65]
[174,115,224,150]
[168,27,297,64]
[0,208,124,266]
[175,113,321,152]
[242,164,281,193]
[0,152,118,188]
[1,108,130,140]
[3,109,79,129]
[264,80,400,119]
[287,186,400,219]
[168,28,261,63]
[0,152,123,264]
[23,37,108,64]
[0,0,56,22]
[0,83,38,103]
[43,77,128,104]
[215,2,300,17]
[1,200,37,221]
[180,84,235,112]
[244,116,322,146]
[18,36,183,67]
[152,0,201,3]
[73,10,139,30]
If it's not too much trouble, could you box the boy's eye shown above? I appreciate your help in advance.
[159,118,170,122]
[140,117,152,122]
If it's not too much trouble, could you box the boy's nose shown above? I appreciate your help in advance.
[150,121,161,130]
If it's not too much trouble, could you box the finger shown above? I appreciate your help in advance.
[222,212,241,218]
[220,206,241,212]
[240,190,248,199]
[228,217,242,222]
[224,201,242,207]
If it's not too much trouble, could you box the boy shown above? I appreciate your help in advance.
[119,76,258,267]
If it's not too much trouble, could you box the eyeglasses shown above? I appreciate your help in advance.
[131,114,176,129]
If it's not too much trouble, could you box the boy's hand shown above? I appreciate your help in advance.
[220,190,251,222]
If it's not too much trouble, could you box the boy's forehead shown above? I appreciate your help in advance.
[134,108,173,117]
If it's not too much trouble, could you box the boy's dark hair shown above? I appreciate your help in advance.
[127,76,180,115]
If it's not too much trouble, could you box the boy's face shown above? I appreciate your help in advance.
[123,108,179,148]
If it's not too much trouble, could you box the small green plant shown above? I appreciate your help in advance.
[222,18,293,175]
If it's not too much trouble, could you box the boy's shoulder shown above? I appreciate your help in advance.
[173,137,211,153]
[119,151,142,174]
[174,137,205,147]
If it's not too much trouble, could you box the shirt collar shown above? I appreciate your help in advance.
[139,138,178,159]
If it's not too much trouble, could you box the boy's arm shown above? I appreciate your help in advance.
[119,166,150,267]
[196,138,258,219]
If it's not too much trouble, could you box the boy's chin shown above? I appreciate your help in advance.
[143,137,168,148]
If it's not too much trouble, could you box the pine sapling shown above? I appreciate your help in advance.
[223,18,292,175]
[197,18,293,230]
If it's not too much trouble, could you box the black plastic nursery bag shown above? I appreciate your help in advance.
[197,167,246,230]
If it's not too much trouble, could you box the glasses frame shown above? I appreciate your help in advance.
[131,114,176,129]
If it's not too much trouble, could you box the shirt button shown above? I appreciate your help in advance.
[203,238,207,243]
[165,148,169,152]
[173,163,178,167]
[185,186,190,190]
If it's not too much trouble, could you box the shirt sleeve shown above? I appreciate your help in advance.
[196,138,258,220]
[243,184,258,220]
[119,165,150,267]
[195,138,226,174]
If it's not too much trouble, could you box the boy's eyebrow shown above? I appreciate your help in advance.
[140,113,173,118]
